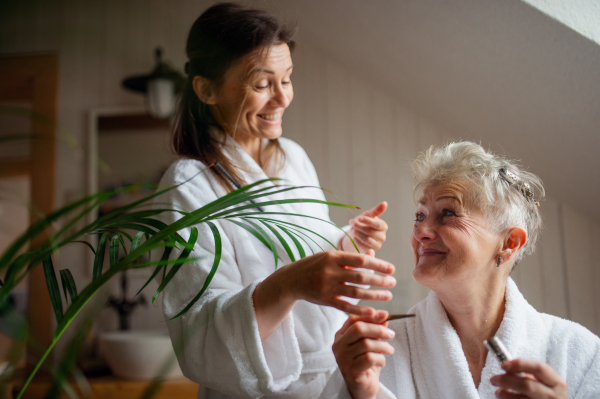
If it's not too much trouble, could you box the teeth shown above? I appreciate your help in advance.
[259,113,281,120]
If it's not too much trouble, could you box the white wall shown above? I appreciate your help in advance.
[522,0,600,46]
[1,0,599,342]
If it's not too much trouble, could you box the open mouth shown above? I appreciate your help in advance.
[258,113,281,121]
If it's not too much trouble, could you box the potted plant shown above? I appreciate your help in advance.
[0,157,358,398]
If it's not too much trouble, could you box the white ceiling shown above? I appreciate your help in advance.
[265,0,600,221]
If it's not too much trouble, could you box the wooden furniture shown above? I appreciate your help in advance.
[0,53,58,352]
[13,375,199,399]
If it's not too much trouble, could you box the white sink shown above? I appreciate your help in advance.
[99,331,184,380]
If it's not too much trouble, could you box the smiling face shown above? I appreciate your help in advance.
[209,43,294,143]
[410,181,504,293]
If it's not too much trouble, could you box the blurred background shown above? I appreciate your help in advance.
[1,0,599,396]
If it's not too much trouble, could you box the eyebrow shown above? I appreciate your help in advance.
[251,65,294,75]
[418,196,461,205]
[435,196,461,203]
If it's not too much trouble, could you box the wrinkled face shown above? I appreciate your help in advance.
[410,181,502,291]
[211,43,294,140]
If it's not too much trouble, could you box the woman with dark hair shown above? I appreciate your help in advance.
[154,3,396,398]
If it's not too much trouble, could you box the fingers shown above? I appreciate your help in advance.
[494,389,528,399]
[340,320,395,344]
[490,359,567,399]
[352,352,388,373]
[342,268,396,288]
[491,373,553,398]
[502,359,564,388]
[348,209,388,252]
[331,299,379,317]
[337,311,388,336]
[334,252,395,275]
[350,215,388,232]
[363,202,388,218]
[352,229,385,251]
[335,285,393,302]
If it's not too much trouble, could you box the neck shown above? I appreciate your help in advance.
[435,276,507,385]
[232,131,261,164]
[438,277,506,343]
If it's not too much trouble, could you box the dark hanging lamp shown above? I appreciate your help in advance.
[122,47,185,119]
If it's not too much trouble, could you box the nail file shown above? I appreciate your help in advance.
[385,314,416,321]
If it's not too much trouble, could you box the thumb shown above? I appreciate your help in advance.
[365,201,388,218]
[365,249,375,257]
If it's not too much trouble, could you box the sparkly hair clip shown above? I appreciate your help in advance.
[499,168,540,207]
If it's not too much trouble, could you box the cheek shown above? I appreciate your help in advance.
[409,231,418,251]
[245,93,268,115]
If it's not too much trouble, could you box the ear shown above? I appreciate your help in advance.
[192,76,217,105]
[499,227,527,263]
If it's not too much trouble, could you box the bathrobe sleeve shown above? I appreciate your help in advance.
[156,161,303,398]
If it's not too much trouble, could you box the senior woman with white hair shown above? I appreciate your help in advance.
[320,142,600,399]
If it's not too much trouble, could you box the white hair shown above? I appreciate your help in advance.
[411,141,545,266]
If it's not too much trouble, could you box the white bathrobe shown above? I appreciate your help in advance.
[154,135,348,398]
[320,278,600,399]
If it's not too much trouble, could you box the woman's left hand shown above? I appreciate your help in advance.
[341,202,388,254]
[491,359,567,399]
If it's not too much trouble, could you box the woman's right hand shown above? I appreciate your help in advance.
[253,250,396,341]
[281,250,396,316]
[332,313,395,399]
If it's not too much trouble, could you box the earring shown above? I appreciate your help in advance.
[496,256,501,267]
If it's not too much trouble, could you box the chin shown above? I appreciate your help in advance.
[260,128,283,140]
[412,261,443,287]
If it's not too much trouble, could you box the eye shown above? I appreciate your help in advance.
[441,209,456,218]
[254,79,269,90]
[414,212,425,223]
[282,80,291,86]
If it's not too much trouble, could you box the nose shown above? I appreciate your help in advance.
[412,217,437,243]
[269,83,292,108]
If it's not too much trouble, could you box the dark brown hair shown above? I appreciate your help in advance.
[172,2,296,190]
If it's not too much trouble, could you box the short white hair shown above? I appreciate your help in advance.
[411,141,545,265]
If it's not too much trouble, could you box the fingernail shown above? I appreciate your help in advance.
[490,376,498,386]
[386,328,395,338]
[359,216,365,222]
[349,219,354,225]
[388,276,397,286]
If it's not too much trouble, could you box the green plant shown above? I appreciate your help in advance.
[0,171,359,398]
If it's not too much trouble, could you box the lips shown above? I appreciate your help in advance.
[419,247,447,256]
[258,113,282,120]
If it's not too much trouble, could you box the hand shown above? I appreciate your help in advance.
[253,251,395,341]
[332,312,395,399]
[341,202,388,254]
[279,251,395,315]
[490,359,567,399]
